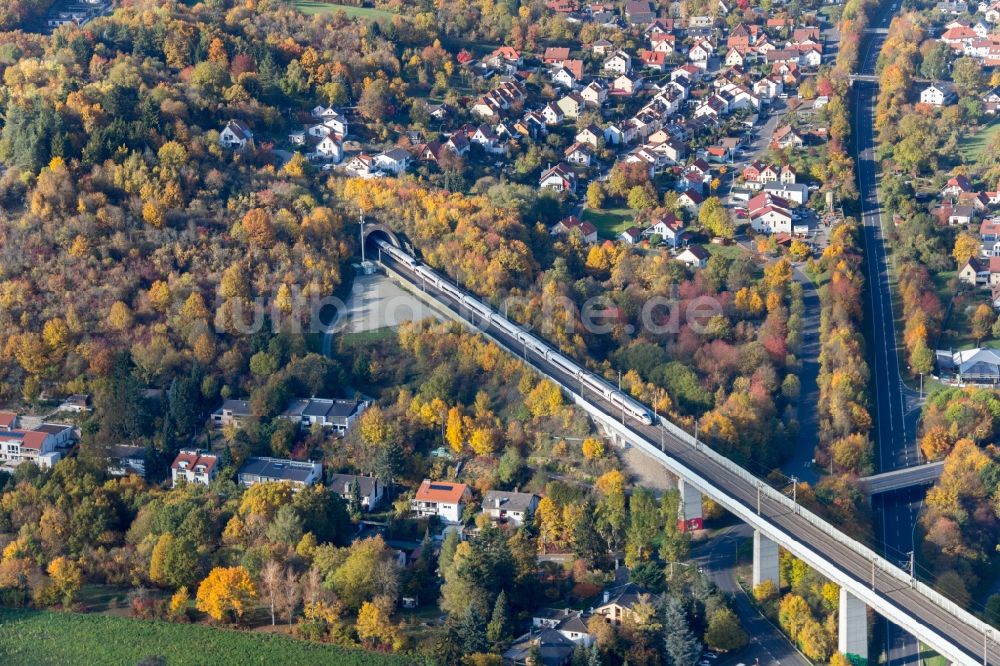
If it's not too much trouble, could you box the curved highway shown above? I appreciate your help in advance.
[374,244,996,665]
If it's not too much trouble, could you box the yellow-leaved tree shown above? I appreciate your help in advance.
[47,556,83,608]
[356,598,402,650]
[445,406,465,453]
[524,379,564,418]
[581,437,605,460]
[534,497,562,553]
[195,566,257,623]
[239,481,294,519]
[953,232,980,267]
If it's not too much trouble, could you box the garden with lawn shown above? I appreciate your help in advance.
[581,207,635,240]
[293,1,395,20]
[958,118,1000,165]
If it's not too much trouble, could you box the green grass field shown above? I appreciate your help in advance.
[294,1,395,20]
[0,608,419,666]
[958,119,1000,164]
[704,243,748,260]
[582,207,634,239]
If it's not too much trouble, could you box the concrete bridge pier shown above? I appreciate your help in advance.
[752,530,780,588]
[677,478,703,531]
[839,588,869,662]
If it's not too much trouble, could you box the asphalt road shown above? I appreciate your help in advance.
[376,246,996,665]
[852,2,929,662]
[692,525,810,666]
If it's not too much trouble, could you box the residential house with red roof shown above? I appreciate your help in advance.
[412,479,472,523]
[539,163,577,193]
[543,47,571,64]
[0,412,17,432]
[171,449,219,487]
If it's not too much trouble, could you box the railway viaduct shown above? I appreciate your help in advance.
[366,235,998,666]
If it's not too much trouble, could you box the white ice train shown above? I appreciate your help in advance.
[374,238,656,426]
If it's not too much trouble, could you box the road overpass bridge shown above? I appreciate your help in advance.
[371,239,998,665]
[849,74,935,85]
[860,461,945,495]
[850,74,933,84]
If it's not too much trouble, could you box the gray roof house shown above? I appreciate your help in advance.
[592,583,660,626]
[329,473,384,511]
[211,399,251,427]
[503,628,577,666]
[237,457,323,490]
[482,490,539,526]
[213,397,368,435]
[282,397,369,434]
[107,445,147,478]
[935,347,1000,385]
[532,608,593,645]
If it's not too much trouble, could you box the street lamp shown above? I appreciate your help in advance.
[666,561,702,579]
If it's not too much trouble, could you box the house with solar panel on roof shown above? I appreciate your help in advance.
[411,479,473,523]
[237,457,323,491]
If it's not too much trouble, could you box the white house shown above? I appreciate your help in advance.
[374,148,410,175]
[532,609,593,646]
[603,50,632,75]
[762,182,809,205]
[644,213,686,247]
[798,45,823,68]
[725,48,747,67]
[576,124,603,148]
[315,135,343,162]
[542,102,565,125]
[0,429,57,466]
[676,245,710,268]
[689,39,714,63]
[581,81,608,107]
[107,445,147,478]
[564,142,593,166]
[920,83,956,106]
[539,163,576,193]
[411,479,472,523]
[604,123,628,145]
[677,189,704,211]
[552,67,577,89]
[170,449,219,487]
[220,120,253,150]
[748,192,793,234]
[471,125,504,154]
[620,226,644,244]
[321,112,349,138]
[345,153,379,178]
